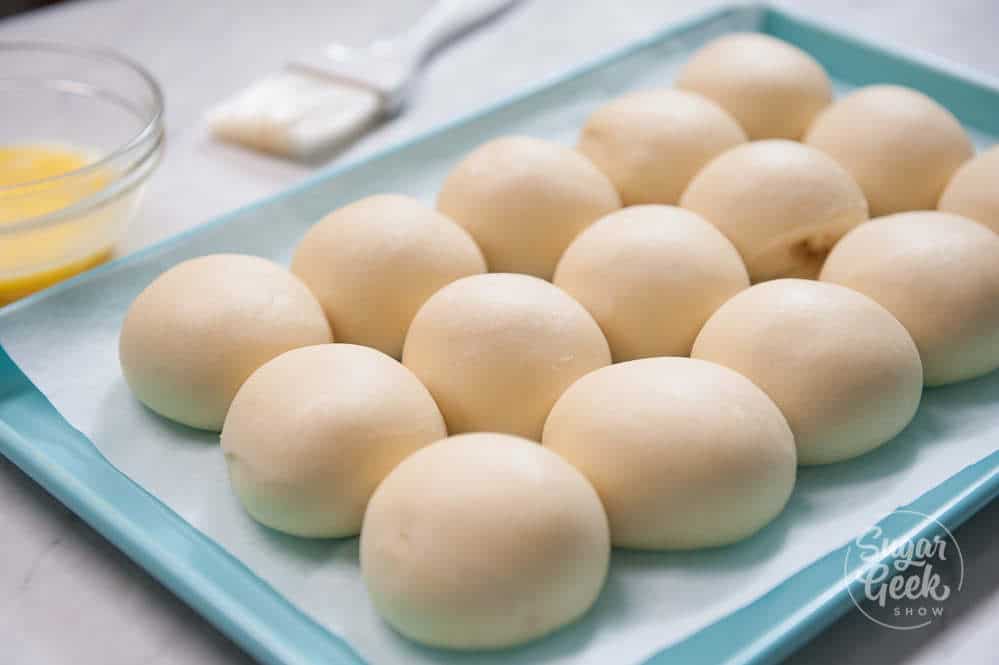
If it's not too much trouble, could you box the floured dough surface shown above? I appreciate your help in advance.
[676,32,832,140]
[679,140,868,282]
[361,433,610,649]
[692,279,923,465]
[577,88,746,205]
[554,205,748,360]
[221,343,446,537]
[939,145,999,234]
[402,273,610,440]
[119,254,332,431]
[543,357,796,549]
[805,85,973,215]
[821,211,999,386]
[436,135,620,279]
[292,194,486,358]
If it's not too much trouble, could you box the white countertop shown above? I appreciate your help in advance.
[2,1,999,663]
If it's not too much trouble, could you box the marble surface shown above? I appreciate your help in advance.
[1,1,998,663]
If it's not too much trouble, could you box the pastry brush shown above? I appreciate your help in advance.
[207,0,519,159]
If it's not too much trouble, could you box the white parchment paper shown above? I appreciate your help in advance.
[2,11,998,664]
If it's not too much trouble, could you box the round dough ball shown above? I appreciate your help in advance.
[577,89,747,205]
[543,358,796,549]
[679,140,869,282]
[939,145,999,234]
[402,273,610,440]
[291,194,486,358]
[436,135,621,279]
[221,344,446,537]
[553,205,749,360]
[119,254,332,431]
[676,32,832,140]
[804,85,973,216]
[820,211,999,386]
[361,433,610,649]
[691,279,923,465]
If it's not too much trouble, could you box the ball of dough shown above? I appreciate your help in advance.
[577,89,747,205]
[402,273,610,440]
[436,135,621,279]
[553,205,749,360]
[361,433,610,649]
[691,279,923,465]
[804,85,973,216]
[119,254,332,431]
[939,145,999,234]
[291,195,486,358]
[676,32,832,140]
[679,140,869,282]
[543,358,796,549]
[820,211,999,386]
[221,344,446,537]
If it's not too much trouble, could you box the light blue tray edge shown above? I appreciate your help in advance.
[1,4,998,665]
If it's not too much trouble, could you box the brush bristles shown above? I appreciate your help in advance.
[207,71,381,158]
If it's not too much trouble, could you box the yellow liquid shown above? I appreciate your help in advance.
[0,144,112,305]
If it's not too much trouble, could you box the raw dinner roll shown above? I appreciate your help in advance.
[221,344,446,538]
[676,32,832,140]
[939,145,999,234]
[691,279,923,465]
[553,205,749,360]
[361,433,610,649]
[577,88,747,205]
[436,135,620,279]
[821,211,999,386]
[543,358,796,549]
[402,273,610,440]
[804,85,973,215]
[119,254,331,431]
[291,194,486,358]
[679,140,868,282]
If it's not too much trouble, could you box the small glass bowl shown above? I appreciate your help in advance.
[0,41,164,305]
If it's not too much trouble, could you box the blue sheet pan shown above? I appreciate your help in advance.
[2,4,998,665]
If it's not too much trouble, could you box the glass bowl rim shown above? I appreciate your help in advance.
[0,40,165,230]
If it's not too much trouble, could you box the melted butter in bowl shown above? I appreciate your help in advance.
[0,42,163,305]
[0,144,115,304]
